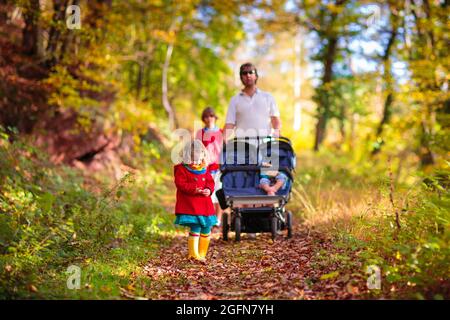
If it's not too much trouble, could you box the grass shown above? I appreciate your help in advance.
[290,150,450,299]
[0,128,179,299]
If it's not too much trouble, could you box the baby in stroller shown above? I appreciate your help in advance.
[259,162,289,196]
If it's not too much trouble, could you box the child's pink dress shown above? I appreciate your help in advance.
[195,127,223,204]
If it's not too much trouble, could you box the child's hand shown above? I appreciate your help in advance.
[195,187,203,194]
[201,188,211,197]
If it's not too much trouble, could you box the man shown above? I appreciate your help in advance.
[223,62,282,239]
[224,62,281,141]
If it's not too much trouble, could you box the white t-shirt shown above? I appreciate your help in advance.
[225,88,280,139]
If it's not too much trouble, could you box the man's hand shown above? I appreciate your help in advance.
[271,116,281,137]
[223,123,235,141]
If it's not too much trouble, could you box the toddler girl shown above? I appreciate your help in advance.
[174,140,217,261]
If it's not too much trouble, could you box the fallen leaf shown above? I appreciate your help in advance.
[29,284,38,293]
[320,271,340,280]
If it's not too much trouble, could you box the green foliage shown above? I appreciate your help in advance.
[316,74,373,118]
[295,152,450,299]
[369,180,450,297]
[0,127,175,298]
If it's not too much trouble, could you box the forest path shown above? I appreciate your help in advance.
[136,222,369,300]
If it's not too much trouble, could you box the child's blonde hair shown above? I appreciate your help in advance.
[180,139,209,164]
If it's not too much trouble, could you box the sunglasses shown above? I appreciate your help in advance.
[240,70,256,75]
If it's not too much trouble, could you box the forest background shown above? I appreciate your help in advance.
[0,0,448,299]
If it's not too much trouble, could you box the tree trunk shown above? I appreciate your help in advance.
[136,62,144,100]
[410,0,438,166]
[162,43,176,129]
[314,113,326,151]
[312,0,347,151]
[372,11,399,156]
[314,36,338,151]
[22,0,40,56]
[46,0,70,68]
[422,0,435,49]
[58,0,80,62]
[339,111,346,145]
[0,0,8,24]
[144,61,151,101]
[419,121,435,167]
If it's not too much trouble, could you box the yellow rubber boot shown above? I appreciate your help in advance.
[188,234,203,261]
[199,233,211,259]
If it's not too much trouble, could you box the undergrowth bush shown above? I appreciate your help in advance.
[291,150,449,299]
[0,127,175,299]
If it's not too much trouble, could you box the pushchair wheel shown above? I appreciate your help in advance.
[235,215,241,242]
[286,211,293,238]
[222,212,229,241]
[271,215,278,241]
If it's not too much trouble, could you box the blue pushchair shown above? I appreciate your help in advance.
[216,136,296,241]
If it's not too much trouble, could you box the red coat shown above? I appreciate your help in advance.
[174,164,215,216]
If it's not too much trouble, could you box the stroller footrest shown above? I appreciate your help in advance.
[239,207,274,214]
[227,195,285,206]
